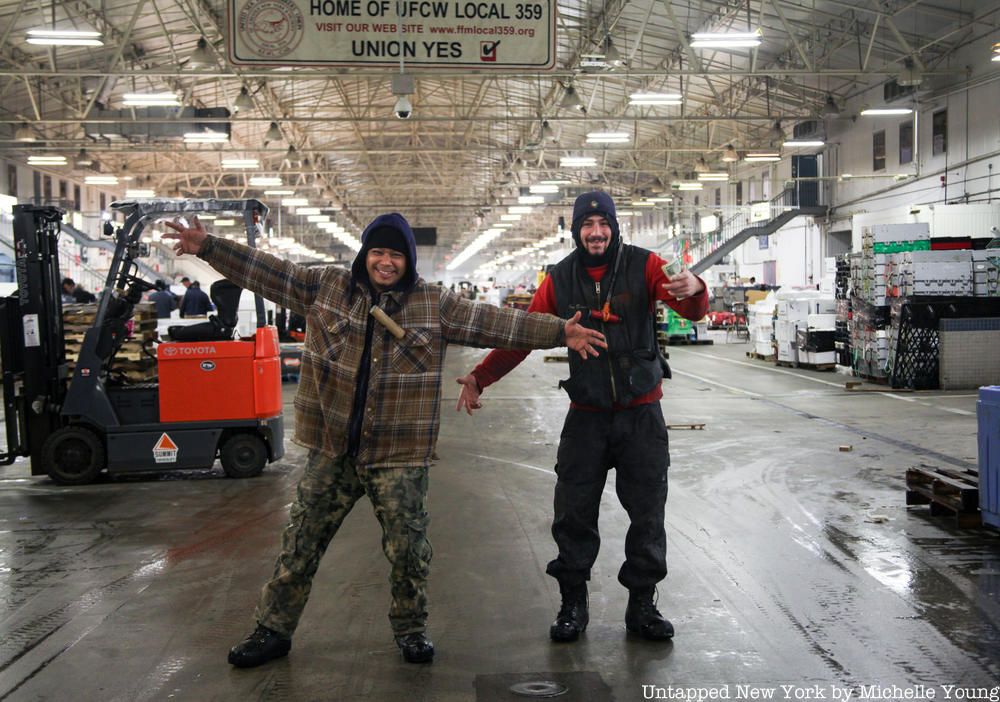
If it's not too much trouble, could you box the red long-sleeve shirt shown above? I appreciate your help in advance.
[471,251,710,409]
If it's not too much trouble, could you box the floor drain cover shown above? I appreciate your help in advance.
[509,681,568,698]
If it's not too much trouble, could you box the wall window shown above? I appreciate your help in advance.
[58,179,68,203]
[735,181,743,205]
[932,109,947,155]
[73,184,81,211]
[99,192,106,212]
[715,188,721,206]
[873,130,886,171]
[899,121,913,165]
[43,175,52,203]
[5,164,16,197]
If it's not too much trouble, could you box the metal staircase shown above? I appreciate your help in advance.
[689,188,827,275]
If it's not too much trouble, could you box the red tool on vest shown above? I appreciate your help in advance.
[589,302,621,323]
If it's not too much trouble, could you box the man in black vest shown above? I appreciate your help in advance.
[456,191,709,642]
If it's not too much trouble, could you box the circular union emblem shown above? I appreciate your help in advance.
[162,345,178,356]
[590,200,598,208]
[238,0,305,59]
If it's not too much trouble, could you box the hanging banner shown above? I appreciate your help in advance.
[227,0,556,68]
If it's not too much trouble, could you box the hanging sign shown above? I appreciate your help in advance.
[227,0,556,68]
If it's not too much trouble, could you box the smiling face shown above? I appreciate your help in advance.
[366,247,407,291]
[579,215,613,257]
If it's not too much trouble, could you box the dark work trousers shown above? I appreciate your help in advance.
[546,402,670,591]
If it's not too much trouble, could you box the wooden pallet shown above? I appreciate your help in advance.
[745,351,776,362]
[906,465,982,527]
[662,337,714,345]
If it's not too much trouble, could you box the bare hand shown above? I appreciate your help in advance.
[162,216,209,256]
[564,311,608,360]
[455,373,482,415]
[661,269,705,301]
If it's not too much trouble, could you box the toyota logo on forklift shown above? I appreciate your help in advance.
[201,361,216,371]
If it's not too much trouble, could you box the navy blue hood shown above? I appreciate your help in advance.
[351,212,418,294]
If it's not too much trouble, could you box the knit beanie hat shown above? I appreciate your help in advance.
[364,225,408,253]
[571,191,621,265]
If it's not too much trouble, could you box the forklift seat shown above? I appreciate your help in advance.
[167,279,242,342]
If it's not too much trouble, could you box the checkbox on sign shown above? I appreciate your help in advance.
[480,40,500,61]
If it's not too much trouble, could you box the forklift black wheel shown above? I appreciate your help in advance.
[220,434,267,478]
[43,426,106,485]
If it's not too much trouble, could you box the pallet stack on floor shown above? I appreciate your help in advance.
[773,291,837,368]
[841,222,1000,386]
[63,302,159,382]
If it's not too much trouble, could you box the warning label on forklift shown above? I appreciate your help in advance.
[153,433,179,463]
[22,314,39,348]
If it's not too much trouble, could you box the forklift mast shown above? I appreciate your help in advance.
[0,205,69,465]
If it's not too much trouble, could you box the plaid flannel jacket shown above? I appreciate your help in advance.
[198,236,566,469]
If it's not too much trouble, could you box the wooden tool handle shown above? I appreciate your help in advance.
[370,305,406,340]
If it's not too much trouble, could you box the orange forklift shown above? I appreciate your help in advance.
[0,199,284,484]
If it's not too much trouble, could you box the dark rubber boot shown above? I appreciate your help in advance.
[549,582,589,642]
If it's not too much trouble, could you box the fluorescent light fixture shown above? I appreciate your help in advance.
[529,184,560,194]
[647,197,672,203]
[690,30,762,48]
[616,210,636,216]
[183,130,228,143]
[264,189,295,196]
[249,176,283,186]
[282,198,310,206]
[517,195,545,205]
[27,155,67,165]
[198,214,217,220]
[540,179,572,185]
[560,156,598,167]
[744,152,782,162]
[783,140,825,147]
[125,189,155,197]
[493,223,514,229]
[675,182,703,191]
[697,172,729,181]
[26,29,103,46]
[629,201,656,207]
[860,107,913,116]
[307,215,331,223]
[213,219,237,226]
[122,92,180,107]
[629,92,683,106]
[500,214,522,221]
[295,207,321,215]
[586,131,630,143]
[508,206,533,214]
[222,158,260,169]
[85,176,119,185]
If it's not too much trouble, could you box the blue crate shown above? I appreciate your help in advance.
[979,386,1000,528]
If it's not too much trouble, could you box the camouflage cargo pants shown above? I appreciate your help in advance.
[255,450,432,638]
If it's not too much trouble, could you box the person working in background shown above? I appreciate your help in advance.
[162,212,606,669]
[456,191,709,644]
[178,280,212,317]
[61,277,97,303]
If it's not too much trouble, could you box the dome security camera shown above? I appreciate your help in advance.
[394,95,412,119]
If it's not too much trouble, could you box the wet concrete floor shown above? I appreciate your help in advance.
[0,340,998,701]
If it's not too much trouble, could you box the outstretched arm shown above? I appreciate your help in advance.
[161,216,330,316]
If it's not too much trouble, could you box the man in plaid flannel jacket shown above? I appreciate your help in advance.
[163,212,606,668]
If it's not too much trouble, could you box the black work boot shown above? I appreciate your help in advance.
[395,632,435,663]
[625,588,674,641]
[228,624,292,667]
[549,582,589,642]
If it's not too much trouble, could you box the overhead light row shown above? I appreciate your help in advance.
[26,29,103,46]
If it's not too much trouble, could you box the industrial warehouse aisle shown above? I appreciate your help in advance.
[0,342,997,701]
